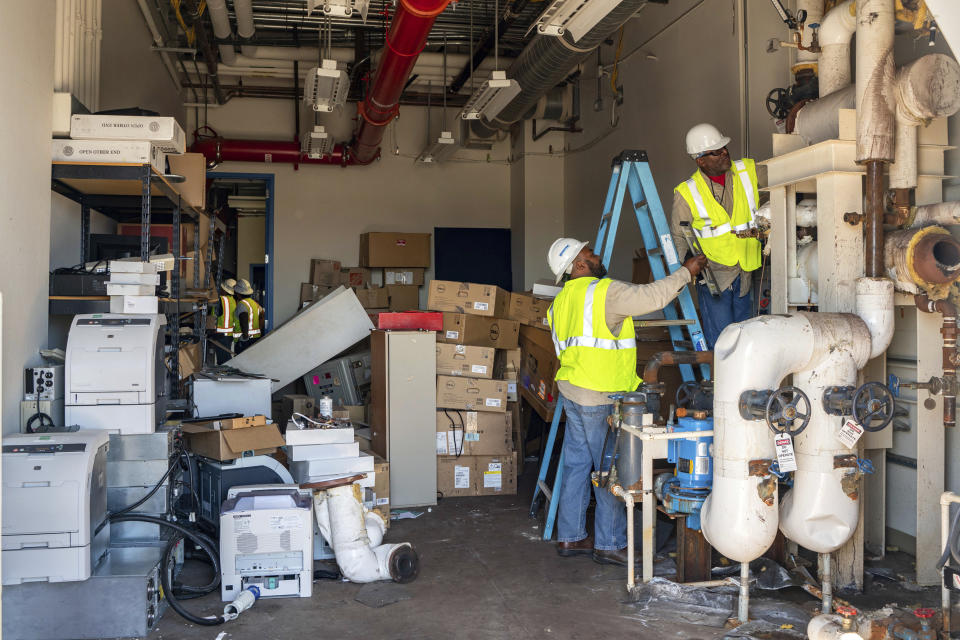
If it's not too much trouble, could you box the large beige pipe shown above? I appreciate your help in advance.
[818,0,855,98]
[795,0,824,70]
[855,0,896,162]
[890,54,960,189]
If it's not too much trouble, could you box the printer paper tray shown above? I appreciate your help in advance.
[69,392,146,405]
[2,532,75,550]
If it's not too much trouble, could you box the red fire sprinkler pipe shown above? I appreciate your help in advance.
[191,137,352,168]
[349,0,452,165]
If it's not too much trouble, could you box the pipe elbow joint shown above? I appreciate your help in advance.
[856,278,895,360]
[818,0,856,47]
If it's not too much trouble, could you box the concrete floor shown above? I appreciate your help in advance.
[155,470,944,640]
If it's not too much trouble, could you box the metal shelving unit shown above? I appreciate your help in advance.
[50,161,224,405]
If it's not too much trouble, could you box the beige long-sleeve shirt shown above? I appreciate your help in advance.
[557,266,692,407]
[670,168,752,297]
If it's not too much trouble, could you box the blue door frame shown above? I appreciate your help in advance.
[207,172,275,333]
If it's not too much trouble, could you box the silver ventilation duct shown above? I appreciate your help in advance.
[470,0,649,138]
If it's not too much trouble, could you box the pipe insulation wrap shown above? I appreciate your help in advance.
[885,226,960,298]
[855,0,896,162]
[471,0,648,138]
[205,0,237,65]
[818,0,856,97]
[700,315,818,563]
[313,485,419,583]
[794,85,856,144]
[911,201,960,228]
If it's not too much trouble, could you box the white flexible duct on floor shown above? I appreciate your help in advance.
[312,485,417,583]
[779,279,893,553]
[700,315,817,563]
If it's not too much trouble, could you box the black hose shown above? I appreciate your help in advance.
[110,514,225,626]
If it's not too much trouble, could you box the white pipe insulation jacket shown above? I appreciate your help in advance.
[779,279,892,553]
[206,0,238,66]
[911,201,960,228]
[855,0,896,162]
[795,0,824,67]
[700,315,818,563]
[817,0,855,98]
[312,486,417,583]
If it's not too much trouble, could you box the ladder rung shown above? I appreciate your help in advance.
[537,480,553,502]
[633,200,648,209]
[647,248,662,256]
[671,340,694,349]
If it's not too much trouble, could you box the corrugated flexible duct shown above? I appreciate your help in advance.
[470,0,648,138]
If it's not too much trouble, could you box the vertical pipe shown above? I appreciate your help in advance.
[864,161,885,278]
[821,552,833,613]
[642,446,655,583]
[943,496,952,634]
[738,562,750,622]
[855,0,896,163]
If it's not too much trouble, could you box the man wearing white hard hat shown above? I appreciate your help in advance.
[545,238,705,566]
[671,123,763,349]
[233,278,265,354]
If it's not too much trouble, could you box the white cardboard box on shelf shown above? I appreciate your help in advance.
[109,295,159,314]
[52,139,166,173]
[109,272,160,285]
[288,442,360,462]
[69,115,186,154]
[291,452,375,477]
[106,283,155,296]
[109,259,160,274]
[284,427,355,446]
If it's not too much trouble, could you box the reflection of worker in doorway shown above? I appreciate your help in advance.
[670,123,763,349]
[234,278,265,354]
[213,278,238,363]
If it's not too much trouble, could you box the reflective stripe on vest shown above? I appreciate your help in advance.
[216,295,236,334]
[238,298,262,338]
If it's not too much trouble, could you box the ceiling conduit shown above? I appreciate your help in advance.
[350,0,453,164]
[470,0,649,138]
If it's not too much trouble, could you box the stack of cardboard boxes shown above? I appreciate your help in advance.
[299,232,431,315]
[428,280,522,496]
[512,292,561,424]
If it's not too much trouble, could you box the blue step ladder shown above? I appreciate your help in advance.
[530,150,710,540]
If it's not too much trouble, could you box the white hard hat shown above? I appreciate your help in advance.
[221,278,236,295]
[234,278,254,296]
[685,123,731,158]
[548,237,588,284]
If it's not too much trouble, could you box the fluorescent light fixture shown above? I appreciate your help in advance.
[533,0,626,42]
[301,125,334,159]
[303,60,349,113]
[307,0,370,21]
[460,70,522,121]
[416,131,458,164]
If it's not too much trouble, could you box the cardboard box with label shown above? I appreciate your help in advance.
[519,325,560,421]
[427,281,509,318]
[181,415,285,461]
[435,343,495,379]
[166,152,206,209]
[359,232,431,267]
[437,452,518,497]
[300,282,337,307]
[281,394,315,423]
[69,114,187,153]
[52,139,166,173]
[339,267,371,287]
[437,313,519,350]
[383,268,425,286]
[310,259,341,285]
[387,284,420,311]
[377,311,443,331]
[353,287,390,309]
[373,455,390,523]
[436,376,507,412]
[435,410,512,456]
[508,292,552,328]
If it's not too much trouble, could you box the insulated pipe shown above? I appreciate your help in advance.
[205,0,238,65]
[817,0,855,98]
[884,226,960,294]
[891,54,960,189]
[700,315,818,563]
[821,552,833,613]
[793,85,856,144]
[910,202,960,228]
[191,137,352,166]
[641,350,713,384]
[350,0,453,164]
[855,0,896,162]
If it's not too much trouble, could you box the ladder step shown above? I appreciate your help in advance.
[537,480,553,502]
[633,200,648,209]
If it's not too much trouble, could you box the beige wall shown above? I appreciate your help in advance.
[564,0,788,281]
[0,2,56,434]
[237,215,266,283]
[194,98,511,324]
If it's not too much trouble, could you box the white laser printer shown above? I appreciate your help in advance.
[2,430,110,585]
[65,314,166,434]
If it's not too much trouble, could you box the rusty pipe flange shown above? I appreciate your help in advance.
[885,225,960,298]
[913,229,960,285]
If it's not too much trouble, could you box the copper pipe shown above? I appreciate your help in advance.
[865,161,887,277]
[915,293,958,428]
[891,188,912,226]
[642,351,714,384]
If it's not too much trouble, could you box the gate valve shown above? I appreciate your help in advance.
[913,608,935,631]
[822,385,856,416]
[739,389,774,421]
[836,606,858,631]
[676,381,713,412]
[765,386,811,436]
[852,382,896,432]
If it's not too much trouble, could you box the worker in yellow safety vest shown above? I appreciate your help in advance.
[233,278,265,354]
[671,123,763,349]
[216,278,238,336]
[546,237,706,567]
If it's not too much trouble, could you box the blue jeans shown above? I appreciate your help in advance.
[697,275,753,350]
[556,400,627,550]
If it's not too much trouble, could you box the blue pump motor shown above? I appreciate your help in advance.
[655,415,714,530]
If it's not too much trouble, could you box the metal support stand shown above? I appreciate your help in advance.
[139,164,152,262]
[530,150,709,542]
[170,196,181,389]
[80,199,90,265]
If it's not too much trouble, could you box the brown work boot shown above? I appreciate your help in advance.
[556,537,594,557]
[592,547,640,567]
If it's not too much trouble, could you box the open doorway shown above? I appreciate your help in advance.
[207,173,275,340]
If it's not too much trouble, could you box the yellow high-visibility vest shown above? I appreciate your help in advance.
[674,158,762,271]
[216,295,237,335]
[547,277,641,393]
[236,298,263,339]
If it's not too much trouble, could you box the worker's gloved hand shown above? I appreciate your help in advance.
[682,254,708,278]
